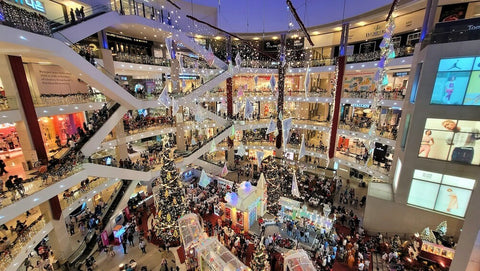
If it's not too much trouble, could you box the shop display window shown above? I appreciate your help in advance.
[407,169,475,217]
[418,118,480,165]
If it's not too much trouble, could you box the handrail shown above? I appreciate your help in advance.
[49,4,112,32]
[67,180,123,264]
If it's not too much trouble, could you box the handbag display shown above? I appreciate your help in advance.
[451,147,474,164]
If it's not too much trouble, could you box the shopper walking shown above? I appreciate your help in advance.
[139,239,146,254]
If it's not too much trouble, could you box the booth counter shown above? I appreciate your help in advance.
[283,249,316,271]
[278,197,333,233]
[178,213,207,250]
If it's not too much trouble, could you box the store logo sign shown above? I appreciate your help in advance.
[467,25,480,31]
[365,25,386,38]
[9,0,45,13]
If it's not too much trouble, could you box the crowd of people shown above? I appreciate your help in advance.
[123,113,174,134]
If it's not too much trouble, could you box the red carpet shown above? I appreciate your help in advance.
[177,246,186,263]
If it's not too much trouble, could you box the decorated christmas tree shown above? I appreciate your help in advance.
[152,145,187,244]
[250,242,271,271]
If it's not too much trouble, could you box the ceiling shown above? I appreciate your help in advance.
[182,0,414,33]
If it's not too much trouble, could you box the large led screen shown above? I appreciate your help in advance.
[418,118,480,165]
[408,169,475,218]
[430,56,480,106]
[434,185,472,217]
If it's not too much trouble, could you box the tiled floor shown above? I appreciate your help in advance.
[93,234,177,271]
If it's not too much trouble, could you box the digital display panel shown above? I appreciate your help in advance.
[408,169,475,217]
[431,56,480,105]
[418,118,480,165]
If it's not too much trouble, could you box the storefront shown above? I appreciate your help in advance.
[38,112,86,150]
[0,123,20,154]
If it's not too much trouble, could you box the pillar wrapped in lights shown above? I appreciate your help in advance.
[276,34,286,150]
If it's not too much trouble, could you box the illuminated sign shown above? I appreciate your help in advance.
[351,103,371,108]
[8,0,45,13]
[393,72,409,77]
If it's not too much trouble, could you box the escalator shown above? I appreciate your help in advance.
[68,179,135,267]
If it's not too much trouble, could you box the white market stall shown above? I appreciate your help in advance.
[196,237,251,271]
[283,249,316,271]
[278,197,334,233]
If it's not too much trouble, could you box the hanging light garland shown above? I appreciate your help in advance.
[367,2,399,165]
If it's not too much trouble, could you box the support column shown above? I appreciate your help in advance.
[275,34,287,156]
[97,30,116,76]
[328,23,348,159]
[226,36,233,119]
[38,201,74,262]
[0,55,37,164]
[170,41,180,94]
[420,0,439,42]
[114,120,129,160]
[176,124,186,152]
[8,56,48,164]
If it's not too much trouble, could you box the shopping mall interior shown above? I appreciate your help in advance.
[0,0,479,270]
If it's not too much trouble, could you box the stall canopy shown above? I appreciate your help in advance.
[196,237,251,271]
[178,213,207,250]
[284,249,316,271]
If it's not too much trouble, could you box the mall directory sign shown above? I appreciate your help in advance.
[430,56,480,105]
[418,118,480,165]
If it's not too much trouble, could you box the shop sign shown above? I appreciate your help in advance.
[393,72,409,77]
[352,103,371,108]
[365,24,386,39]
[8,0,45,13]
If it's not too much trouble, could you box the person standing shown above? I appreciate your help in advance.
[69,8,76,23]
[121,235,128,254]
[139,239,146,254]
[419,130,434,158]
[0,159,7,176]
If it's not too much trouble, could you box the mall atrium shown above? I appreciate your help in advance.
[0,0,479,270]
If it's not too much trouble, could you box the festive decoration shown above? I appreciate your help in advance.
[210,140,217,153]
[244,98,254,119]
[367,3,399,159]
[250,240,271,271]
[282,118,293,151]
[269,74,276,91]
[199,169,211,187]
[291,173,300,198]
[158,86,172,107]
[298,134,306,161]
[225,192,239,206]
[420,227,437,243]
[256,151,264,168]
[304,66,310,98]
[152,146,187,244]
[171,97,179,116]
[221,162,229,177]
[266,119,277,134]
[237,142,246,157]
[235,52,242,67]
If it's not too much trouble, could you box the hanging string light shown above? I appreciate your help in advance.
[367,1,399,167]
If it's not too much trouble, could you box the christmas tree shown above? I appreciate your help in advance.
[152,145,187,245]
[250,242,271,271]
